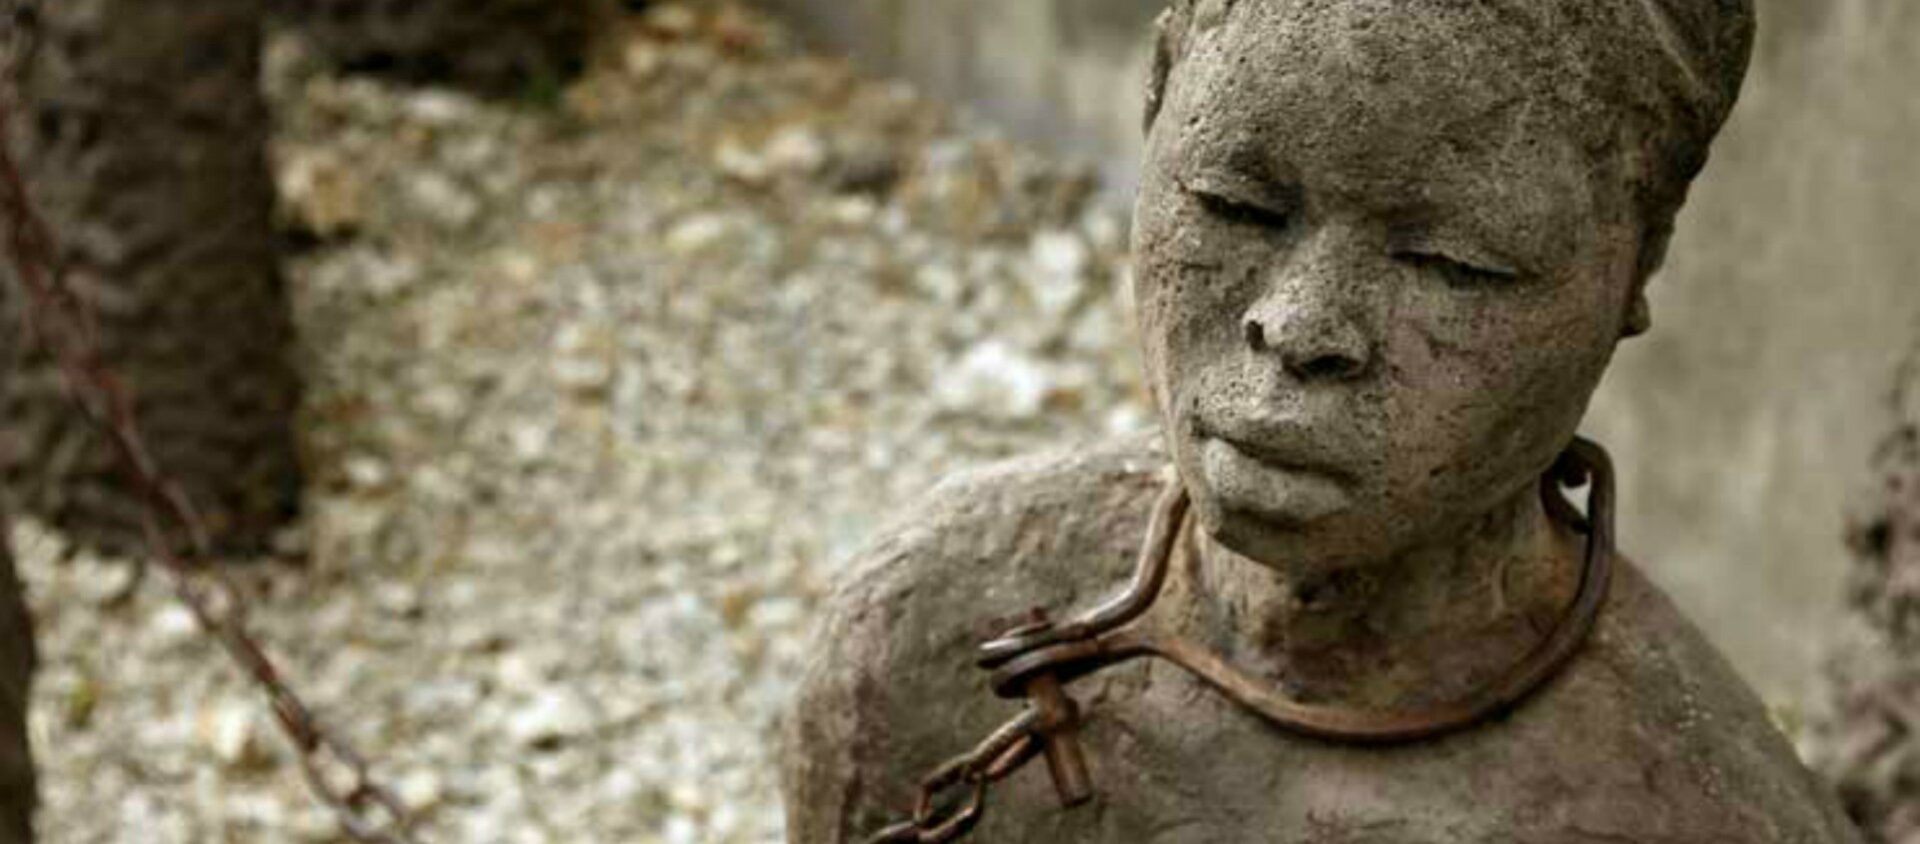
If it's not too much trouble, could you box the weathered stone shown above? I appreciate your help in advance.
[752,0,1920,709]
[1813,340,1920,843]
[784,1,1858,840]
[5,0,303,556]
[786,438,1858,841]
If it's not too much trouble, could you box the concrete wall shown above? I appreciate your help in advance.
[756,0,1164,194]
[758,0,1920,705]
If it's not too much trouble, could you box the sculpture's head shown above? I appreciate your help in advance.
[1134,0,1752,571]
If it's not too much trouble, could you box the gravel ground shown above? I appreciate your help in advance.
[16,4,1145,842]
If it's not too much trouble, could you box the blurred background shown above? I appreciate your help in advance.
[0,0,1915,842]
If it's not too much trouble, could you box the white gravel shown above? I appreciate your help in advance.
[16,4,1146,842]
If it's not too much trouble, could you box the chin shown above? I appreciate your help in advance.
[1176,427,1491,570]
[1197,495,1390,573]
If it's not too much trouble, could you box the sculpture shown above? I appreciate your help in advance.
[784,1,1862,840]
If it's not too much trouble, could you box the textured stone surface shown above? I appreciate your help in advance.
[786,438,1859,842]
[272,0,609,95]
[1813,340,1920,843]
[5,0,302,555]
[753,0,1920,705]
[1131,0,1740,576]
[786,0,1857,840]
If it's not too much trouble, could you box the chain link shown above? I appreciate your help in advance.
[864,707,1045,844]
[0,9,422,839]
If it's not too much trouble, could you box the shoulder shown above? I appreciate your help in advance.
[815,431,1172,642]
[780,433,1172,843]
[865,430,1172,569]
[1537,558,1861,842]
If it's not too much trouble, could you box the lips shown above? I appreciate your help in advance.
[1202,418,1357,481]
[1197,432,1358,526]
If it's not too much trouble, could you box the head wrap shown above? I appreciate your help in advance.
[1146,0,1755,236]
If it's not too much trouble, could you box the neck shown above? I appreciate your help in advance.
[1170,483,1584,710]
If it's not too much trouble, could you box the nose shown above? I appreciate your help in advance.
[1242,231,1380,383]
[1245,315,1371,380]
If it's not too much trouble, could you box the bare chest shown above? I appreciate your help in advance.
[947,659,1780,844]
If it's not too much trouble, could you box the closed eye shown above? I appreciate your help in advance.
[1189,187,1291,231]
[1397,251,1520,289]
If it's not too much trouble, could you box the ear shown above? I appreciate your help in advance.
[1624,222,1674,338]
[1144,9,1178,136]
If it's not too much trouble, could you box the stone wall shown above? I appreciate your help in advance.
[752,0,1920,704]
[753,0,1164,195]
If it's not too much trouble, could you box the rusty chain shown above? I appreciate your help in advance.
[0,6,421,840]
[863,707,1044,843]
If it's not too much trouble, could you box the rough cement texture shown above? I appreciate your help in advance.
[4,0,302,555]
[787,1,1858,840]
[753,0,1920,705]
[1810,340,1920,843]
[270,0,609,96]
[1133,0,1744,577]
[786,439,1858,842]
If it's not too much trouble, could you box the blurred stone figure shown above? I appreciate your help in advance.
[273,0,611,95]
[0,79,35,827]
[0,505,32,844]
[6,0,302,555]
[1817,342,1920,842]
[784,0,1862,841]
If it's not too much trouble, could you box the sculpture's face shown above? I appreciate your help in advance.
[1134,2,1646,571]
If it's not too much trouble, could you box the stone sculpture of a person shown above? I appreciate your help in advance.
[783,0,1862,841]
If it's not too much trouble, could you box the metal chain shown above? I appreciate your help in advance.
[0,9,422,840]
[864,707,1045,844]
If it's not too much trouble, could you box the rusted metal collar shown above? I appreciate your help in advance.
[866,437,1617,842]
[983,436,1616,744]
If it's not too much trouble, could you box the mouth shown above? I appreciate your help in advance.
[1202,421,1355,483]
[1197,431,1356,527]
